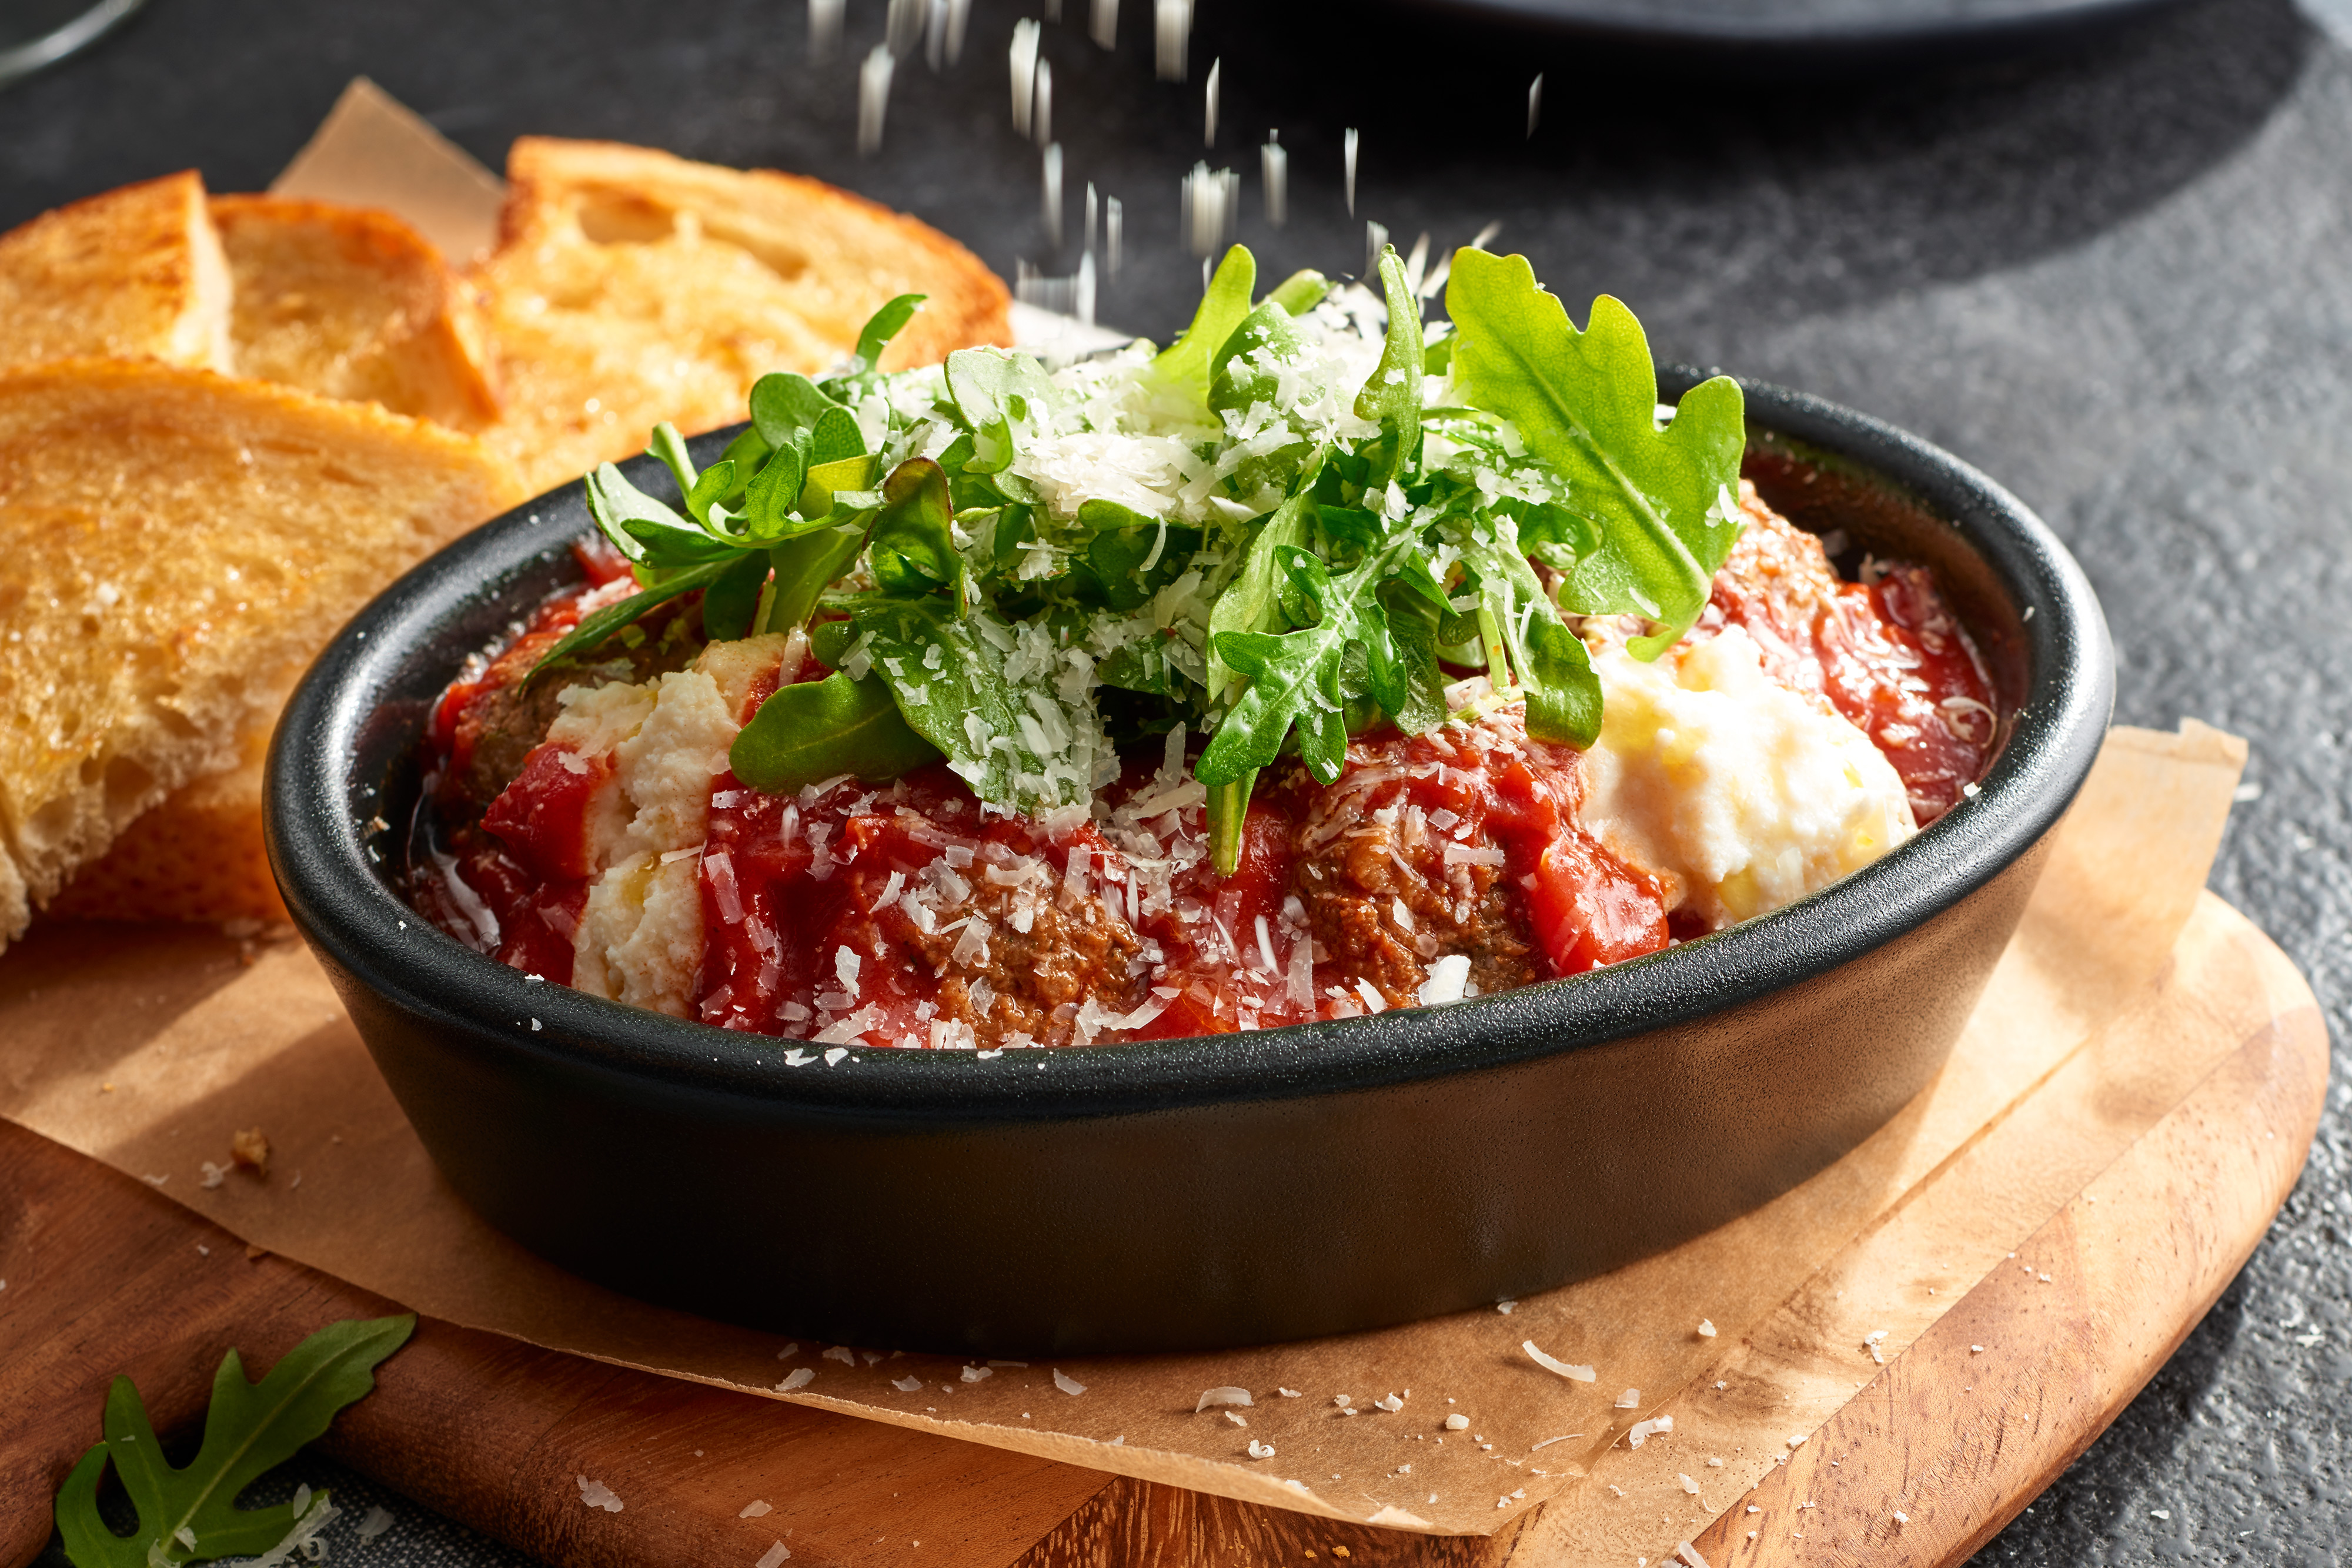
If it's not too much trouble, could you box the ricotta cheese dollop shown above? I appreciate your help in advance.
[1581,624,1917,930]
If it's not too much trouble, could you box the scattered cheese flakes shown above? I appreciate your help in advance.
[1615,1388,1642,1409]
[1196,1386,1252,1412]
[1697,1319,1716,1338]
[1679,1473,1700,1495]
[1787,1433,1808,1448]
[892,1376,923,1392]
[1893,1511,1910,1526]
[1445,1413,1470,1431]
[823,1346,856,1364]
[355,1506,394,1541]
[1676,1544,1712,1568]
[1523,1342,1595,1381]
[1374,1393,1405,1412]
[1278,1387,1301,1398]
[1626,1416,1673,1448]
[575,1475,623,1513]
[756,1542,793,1568]
[1247,1439,1276,1459]
[776,1343,800,1360]
[776,1368,815,1391]
[200,1161,226,1190]
[1054,1369,1087,1395]
[1496,1299,1516,1314]
[962,1365,993,1383]
[740,1500,773,1519]
[1225,1410,1248,1427]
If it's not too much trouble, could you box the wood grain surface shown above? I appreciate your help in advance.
[0,1118,1525,1568]
[0,902,2322,1568]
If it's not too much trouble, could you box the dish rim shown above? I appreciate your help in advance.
[266,372,2114,1124]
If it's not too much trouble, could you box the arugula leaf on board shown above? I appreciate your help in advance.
[730,669,942,792]
[1444,247,1745,659]
[1150,245,1255,398]
[55,1314,415,1568]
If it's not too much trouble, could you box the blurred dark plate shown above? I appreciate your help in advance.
[1406,0,2194,69]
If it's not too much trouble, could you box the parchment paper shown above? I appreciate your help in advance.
[0,722,2249,1539]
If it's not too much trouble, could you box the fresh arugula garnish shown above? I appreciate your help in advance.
[55,1314,415,1568]
[1444,249,1745,659]
[525,243,1744,879]
[1150,244,1256,399]
[730,667,941,791]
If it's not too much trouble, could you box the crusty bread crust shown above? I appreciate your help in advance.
[473,138,1011,493]
[212,194,501,430]
[0,361,523,950]
[0,172,233,373]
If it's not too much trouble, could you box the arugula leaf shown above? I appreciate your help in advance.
[1197,535,1413,791]
[807,406,867,466]
[739,437,810,541]
[1471,534,1602,745]
[701,549,772,641]
[749,372,838,448]
[1150,245,1255,397]
[846,597,1090,811]
[1444,248,1745,658]
[868,459,962,598]
[55,1314,414,1568]
[530,557,734,677]
[1265,268,1331,316]
[584,463,736,569]
[800,454,880,516]
[730,670,941,791]
[649,421,699,500]
[946,349,1058,474]
[1367,579,1449,736]
[1355,246,1425,493]
[1204,453,1325,698]
[761,524,868,635]
[848,293,927,377]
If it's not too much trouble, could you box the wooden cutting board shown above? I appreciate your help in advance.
[0,892,2324,1568]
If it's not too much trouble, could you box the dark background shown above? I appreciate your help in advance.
[5,0,2348,1560]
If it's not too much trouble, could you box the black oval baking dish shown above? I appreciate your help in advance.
[266,372,2113,1356]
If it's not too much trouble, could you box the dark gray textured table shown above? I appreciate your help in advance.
[4,0,2346,1560]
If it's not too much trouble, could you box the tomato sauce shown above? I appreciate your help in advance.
[407,503,1993,1051]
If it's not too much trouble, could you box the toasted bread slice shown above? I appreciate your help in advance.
[0,171,233,372]
[0,360,523,951]
[212,194,501,431]
[473,138,1010,493]
[44,680,293,926]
